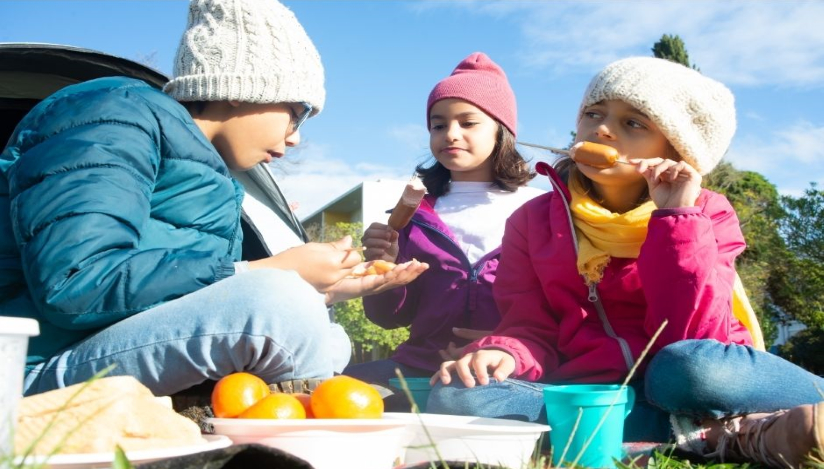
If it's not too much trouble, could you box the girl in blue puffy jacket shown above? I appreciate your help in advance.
[1,0,425,400]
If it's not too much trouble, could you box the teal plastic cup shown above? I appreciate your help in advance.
[388,377,432,412]
[543,384,634,469]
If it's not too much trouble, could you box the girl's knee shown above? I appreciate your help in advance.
[646,339,738,412]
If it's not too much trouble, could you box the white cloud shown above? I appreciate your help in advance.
[415,1,824,88]
[387,123,429,154]
[271,142,410,218]
[727,121,824,194]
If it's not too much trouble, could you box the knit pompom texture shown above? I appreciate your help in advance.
[580,57,736,175]
[427,52,518,137]
[164,0,325,115]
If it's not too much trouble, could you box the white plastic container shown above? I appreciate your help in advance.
[384,412,550,469]
[208,418,409,469]
[0,316,40,458]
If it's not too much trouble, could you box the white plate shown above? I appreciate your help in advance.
[208,417,408,435]
[207,418,409,469]
[383,412,551,433]
[383,413,549,469]
[13,434,232,469]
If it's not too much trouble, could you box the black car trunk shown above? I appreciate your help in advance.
[0,43,168,147]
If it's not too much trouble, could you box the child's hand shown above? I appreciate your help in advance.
[431,349,516,388]
[633,157,703,209]
[361,222,399,262]
[248,236,362,292]
[324,259,429,304]
[438,328,493,361]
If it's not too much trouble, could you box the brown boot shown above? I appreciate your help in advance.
[706,402,824,468]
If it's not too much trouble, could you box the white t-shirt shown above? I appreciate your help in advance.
[434,182,545,265]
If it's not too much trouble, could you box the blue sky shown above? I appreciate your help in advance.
[3,1,824,217]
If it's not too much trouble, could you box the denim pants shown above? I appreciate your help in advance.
[428,378,671,442]
[646,339,824,419]
[23,269,352,397]
[428,339,824,442]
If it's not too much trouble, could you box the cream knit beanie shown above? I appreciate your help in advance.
[164,0,325,115]
[580,57,736,175]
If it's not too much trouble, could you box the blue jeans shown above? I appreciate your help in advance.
[23,269,351,397]
[428,378,671,442]
[645,339,824,419]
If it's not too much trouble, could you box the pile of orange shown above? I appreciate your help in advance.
[211,373,383,420]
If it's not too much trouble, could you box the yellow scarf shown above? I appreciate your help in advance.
[568,177,765,350]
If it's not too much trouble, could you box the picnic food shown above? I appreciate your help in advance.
[237,393,306,419]
[387,176,426,230]
[310,375,384,419]
[351,259,397,277]
[14,375,204,455]
[570,141,620,169]
[211,372,270,418]
[291,393,315,418]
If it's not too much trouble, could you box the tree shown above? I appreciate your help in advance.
[651,34,699,70]
[773,184,824,348]
[304,221,410,363]
[703,163,785,343]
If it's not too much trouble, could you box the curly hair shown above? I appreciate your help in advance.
[416,125,535,197]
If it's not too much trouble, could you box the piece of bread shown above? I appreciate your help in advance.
[15,376,205,455]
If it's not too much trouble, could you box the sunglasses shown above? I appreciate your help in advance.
[290,102,313,133]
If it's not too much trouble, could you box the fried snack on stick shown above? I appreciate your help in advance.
[570,141,621,169]
[387,176,426,230]
[351,259,397,277]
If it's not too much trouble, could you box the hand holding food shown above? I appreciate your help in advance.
[387,175,426,230]
[635,157,703,208]
[326,258,429,304]
[249,236,361,292]
[361,222,399,262]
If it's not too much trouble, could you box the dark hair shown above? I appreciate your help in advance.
[416,125,535,197]
[181,101,210,115]
[553,141,680,206]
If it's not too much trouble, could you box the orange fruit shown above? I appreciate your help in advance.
[310,375,384,419]
[238,393,306,419]
[291,393,315,418]
[211,372,270,418]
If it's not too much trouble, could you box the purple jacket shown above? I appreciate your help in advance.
[363,195,503,371]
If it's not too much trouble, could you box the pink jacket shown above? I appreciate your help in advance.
[464,163,753,383]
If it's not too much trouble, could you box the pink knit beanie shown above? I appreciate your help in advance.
[427,52,517,137]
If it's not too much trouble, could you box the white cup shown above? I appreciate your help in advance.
[0,316,40,458]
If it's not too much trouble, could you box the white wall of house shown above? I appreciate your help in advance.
[301,179,412,235]
[774,319,807,346]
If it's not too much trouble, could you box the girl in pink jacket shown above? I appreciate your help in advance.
[429,57,824,467]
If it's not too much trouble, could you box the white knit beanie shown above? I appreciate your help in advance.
[580,57,736,175]
[164,0,325,115]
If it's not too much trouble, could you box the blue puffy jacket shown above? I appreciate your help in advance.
[0,77,243,365]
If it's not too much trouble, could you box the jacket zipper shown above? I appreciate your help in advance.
[410,219,485,321]
[545,172,636,372]
[588,284,635,371]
